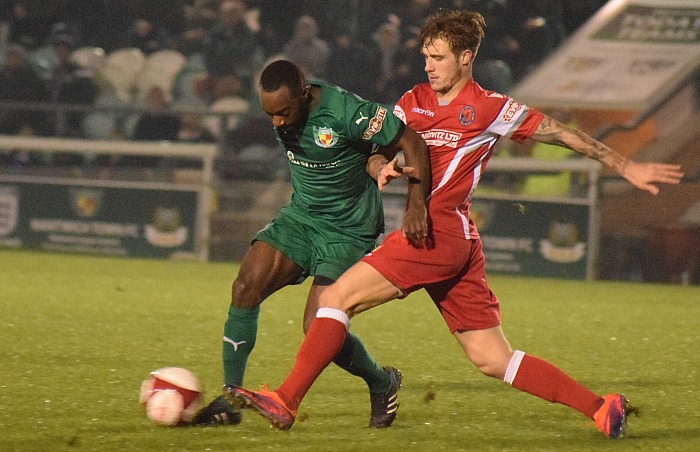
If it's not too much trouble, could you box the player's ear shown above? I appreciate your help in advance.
[461,49,473,66]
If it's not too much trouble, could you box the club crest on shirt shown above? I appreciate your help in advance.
[314,126,338,148]
[458,105,475,126]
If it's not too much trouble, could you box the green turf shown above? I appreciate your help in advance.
[1,249,699,451]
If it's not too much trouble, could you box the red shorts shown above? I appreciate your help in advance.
[362,230,501,332]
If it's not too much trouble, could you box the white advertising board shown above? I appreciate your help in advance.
[512,0,700,110]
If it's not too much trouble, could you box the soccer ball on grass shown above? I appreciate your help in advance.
[139,367,202,426]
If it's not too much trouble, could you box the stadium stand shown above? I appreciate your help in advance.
[0,0,697,283]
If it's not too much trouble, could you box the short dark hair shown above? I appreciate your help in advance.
[259,59,307,96]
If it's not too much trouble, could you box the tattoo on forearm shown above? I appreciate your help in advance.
[535,116,629,173]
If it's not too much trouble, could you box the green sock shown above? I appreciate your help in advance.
[222,305,260,387]
[333,331,390,395]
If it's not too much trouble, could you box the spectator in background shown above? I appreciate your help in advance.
[203,73,250,144]
[0,43,48,135]
[0,43,48,166]
[326,26,381,101]
[164,112,216,169]
[380,47,425,105]
[2,0,51,50]
[71,0,138,53]
[373,22,410,105]
[256,0,306,58]
[120,17,169,55]
[47,33,98,138]
[201,0,259,98]
[47,32,98,165]
[373,22,401,92]
[135,0,187,48]
[132,85,180,142]
[104,85,180,169]
[470,0,516,92]
[307,0,393,46]
[393,0,433,45]
[177,0,220,56]
[517,109,580,197]
[178,112,215,144]
[282,15,330,78]
[508,0,567,80]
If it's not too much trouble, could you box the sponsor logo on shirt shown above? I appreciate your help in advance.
[286,150,341,169]
[502,99,523,122]
[362,106,387,139]
[411,107,434,117]
[393,106,406,123]
[458,105,475,126]
[419,129,462,148]
[314,126,338,148]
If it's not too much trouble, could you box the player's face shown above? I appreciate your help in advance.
[259,85,308,131]
[422,37,471,98]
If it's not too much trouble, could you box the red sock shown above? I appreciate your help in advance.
[276,317,347,411]
[511,354,603,418]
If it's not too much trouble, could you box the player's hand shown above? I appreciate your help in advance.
[622,161,683,195]
[402,201,429,248]
[377,156,414,190]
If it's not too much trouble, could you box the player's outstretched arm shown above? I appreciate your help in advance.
[530,115,684,195]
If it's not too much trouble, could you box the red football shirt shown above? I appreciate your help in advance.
[394,79,544,240]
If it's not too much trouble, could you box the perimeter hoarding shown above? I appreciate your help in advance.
[472,199,589,279]
[0,181,200,259]
[512,0,700,110]
[381,193,591,280]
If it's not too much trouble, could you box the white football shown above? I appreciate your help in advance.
[139,367,202,426]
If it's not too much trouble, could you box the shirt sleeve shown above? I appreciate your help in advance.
[495,99,545,143]
[345,96,404,147]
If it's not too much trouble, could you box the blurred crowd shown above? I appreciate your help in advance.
[0,0,608,169]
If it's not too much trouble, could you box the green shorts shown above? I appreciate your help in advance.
[254,205,379,284]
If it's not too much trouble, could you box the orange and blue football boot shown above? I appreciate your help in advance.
[593,393,637,438]
[225,385,296,430]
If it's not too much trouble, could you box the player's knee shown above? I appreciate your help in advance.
[466,351,509,379]
[317,284,343,309]
[302,310,316,333]
[231,276,264,309]
[474,360,507,380]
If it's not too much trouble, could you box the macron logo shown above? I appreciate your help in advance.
[411,107,434,117]
[223,336,246,351]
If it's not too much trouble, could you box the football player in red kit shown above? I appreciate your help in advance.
[226,9,683,438]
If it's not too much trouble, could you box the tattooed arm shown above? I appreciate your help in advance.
[530,114,684,195]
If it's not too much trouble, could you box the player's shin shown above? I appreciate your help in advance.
[222,305,260,386]
[505,351,603,418]
[276,308,349,411]
[334,332,391,394]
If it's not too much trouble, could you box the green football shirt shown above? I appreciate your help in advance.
[275,80,405,239]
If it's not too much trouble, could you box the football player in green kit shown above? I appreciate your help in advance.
[192,59,430,428]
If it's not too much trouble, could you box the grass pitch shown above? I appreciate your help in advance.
[1,248,699,451]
